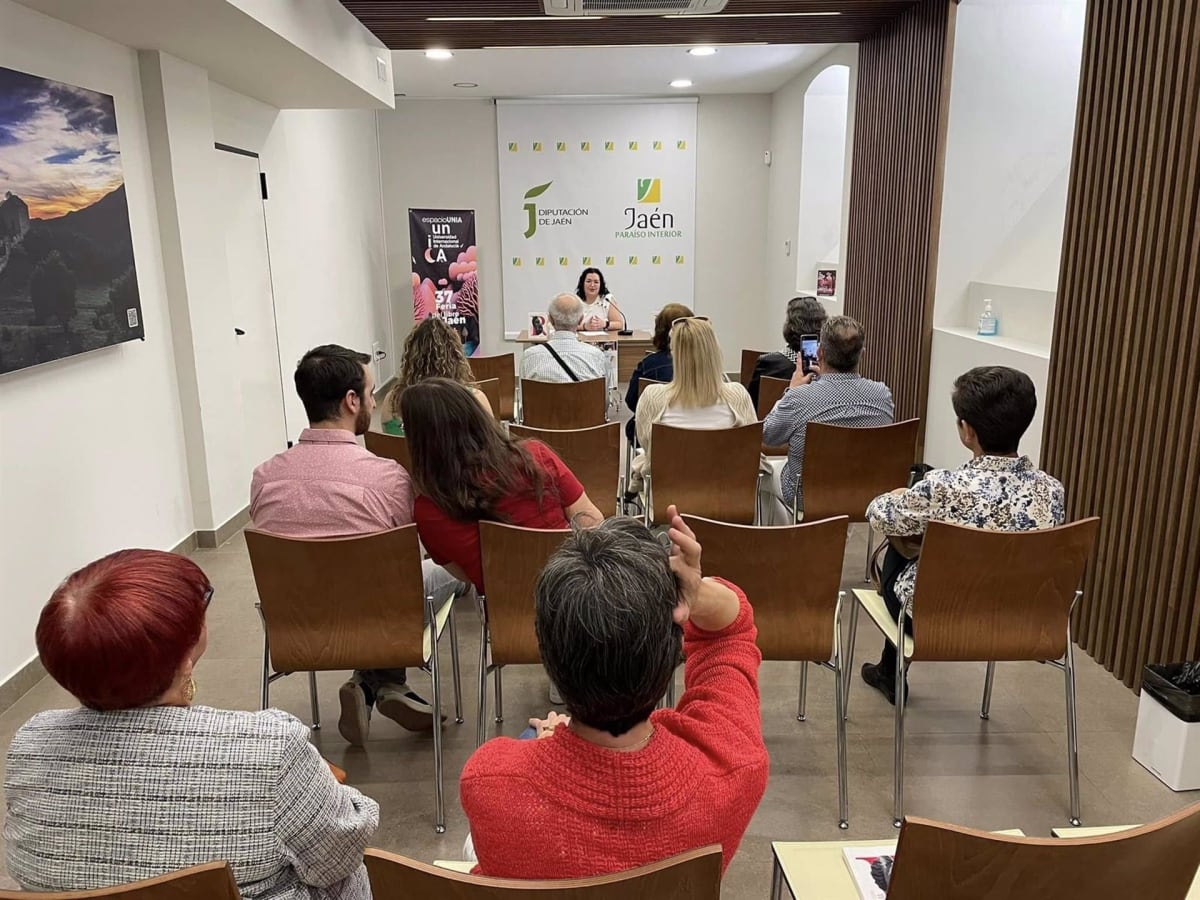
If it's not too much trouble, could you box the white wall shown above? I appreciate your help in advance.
[0,0,194,683]
[210,84,394,435]
[925,0,1085,467]
[765,45,858,336]
[376,95,772,371]
[795,65,850,296]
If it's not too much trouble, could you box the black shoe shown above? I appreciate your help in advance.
[862,662,900,706]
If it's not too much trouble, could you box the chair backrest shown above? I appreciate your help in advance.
[365,429,411,472]
[473,378,502,421]
[800,419,919,521]
[510,422,620,518]
[649,422,764,525]
[246,526,428,671]
[478,521,571,666]
[364,845,722,900]
[887,803,1200,900]
[756,375,790,420]
[909,518,1101,662]
[684,515,848,661]
[0,862,241,899]
[521,378,607,430]
[638,376,664,398]
[469,353,516,420]
[739,348,767,387]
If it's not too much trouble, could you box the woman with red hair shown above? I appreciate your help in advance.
[3,549,378,900]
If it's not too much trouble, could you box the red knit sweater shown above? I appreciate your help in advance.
[460,581,768,879]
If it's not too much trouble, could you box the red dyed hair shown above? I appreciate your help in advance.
[36,549,210,711]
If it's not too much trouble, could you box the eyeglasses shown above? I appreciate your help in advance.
[671,315,711,329]
[202,585,215,609]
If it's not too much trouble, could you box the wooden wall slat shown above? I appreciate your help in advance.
[843,0,957,456]
[1043,0,1200,689]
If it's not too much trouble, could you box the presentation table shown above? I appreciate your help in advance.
[769,830,1026,900]
[513,330,654,384]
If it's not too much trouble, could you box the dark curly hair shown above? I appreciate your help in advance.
[783,295,827,351]
[575,267,609,301]
[651,303,694,352]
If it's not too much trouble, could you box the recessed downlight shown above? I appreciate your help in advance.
[670,79,694,88]
[688,46,717,56]
[425,48,454,60]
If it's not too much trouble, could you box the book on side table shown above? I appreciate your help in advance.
[842,845,895,900]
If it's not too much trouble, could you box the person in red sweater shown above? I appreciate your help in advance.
[400,377,603,593]
[460,506,768,878]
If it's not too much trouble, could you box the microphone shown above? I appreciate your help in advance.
[610,297,633,336]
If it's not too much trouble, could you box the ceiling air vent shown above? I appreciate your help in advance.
[544,0,729,15]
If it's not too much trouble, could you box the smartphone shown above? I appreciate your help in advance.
[800,334,819,374]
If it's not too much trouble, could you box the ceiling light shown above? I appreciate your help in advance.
[454,82,479,88]
[664,11,841,18]
[427,16,604,22]
[688,46,718,56]
[425,48,454,60]
[670,79,693,88]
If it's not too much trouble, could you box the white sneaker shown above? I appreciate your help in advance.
[549,682,563,705]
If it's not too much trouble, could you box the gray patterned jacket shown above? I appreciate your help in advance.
[4,706,378,900]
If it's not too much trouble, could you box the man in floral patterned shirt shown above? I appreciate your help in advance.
[861,366,1066,705]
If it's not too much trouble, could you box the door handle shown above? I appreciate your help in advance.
[235,328,246,336]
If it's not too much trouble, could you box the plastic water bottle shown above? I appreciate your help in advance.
[977,298,999,337]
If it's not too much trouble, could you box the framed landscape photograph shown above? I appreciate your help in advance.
[0,65,143,377]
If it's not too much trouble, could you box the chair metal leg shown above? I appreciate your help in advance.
[863,527,874,583]
[257,604,271,710]
[308,671,321,731]
[834,591,849,829]
[470,609,484,748]
[1064,609,1082,826]
[427,597,446,834]
[770,855,786,900]
[843,598,860,721]
[447,597,464,724]
[893,648,908,828]
[796,662,809,722]
[981,661,996,719]
[494,666,504,724]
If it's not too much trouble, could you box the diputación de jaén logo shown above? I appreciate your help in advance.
[521,181,589,239]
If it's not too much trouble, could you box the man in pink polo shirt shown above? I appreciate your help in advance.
[251,344,460,746]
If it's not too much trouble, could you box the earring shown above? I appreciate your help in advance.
[183,677,196,705]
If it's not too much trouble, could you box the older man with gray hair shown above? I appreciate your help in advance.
[520,292,611,385]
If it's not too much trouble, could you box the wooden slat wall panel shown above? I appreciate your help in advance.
[842,0,956,454]
[1043,0,1200,689]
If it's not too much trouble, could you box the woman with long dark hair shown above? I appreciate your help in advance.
[402,378,603,592]
[574,267,622,331]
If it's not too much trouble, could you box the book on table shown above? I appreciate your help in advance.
[842,845,895,900]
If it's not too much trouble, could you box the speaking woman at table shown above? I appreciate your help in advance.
[575,267,624,331]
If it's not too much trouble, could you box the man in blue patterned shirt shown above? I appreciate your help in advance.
[762,315,894,523]
[861,366,1066,705]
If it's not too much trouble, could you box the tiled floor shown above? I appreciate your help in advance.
[3,524,1197,897]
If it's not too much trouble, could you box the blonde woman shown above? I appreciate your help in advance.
[382,316,492,433]
[629,317,756,493]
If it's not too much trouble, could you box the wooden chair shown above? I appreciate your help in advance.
[797,418,920,575]
[739,348,768,387]
[477,521,571,747]
[887,802,1200,899]
[245,525,463,833]
[0,862,240,899]
[684,514,852,829]
[845,518,1102,827]
[645,422,765,525]
[520,377,607,430]
[365,429,410,472]
[511,422,620,518]
[469,353,516,421]
[757,375,790,456]
[364,845,722,899]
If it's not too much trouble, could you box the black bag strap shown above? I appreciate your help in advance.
[542,340,580,382]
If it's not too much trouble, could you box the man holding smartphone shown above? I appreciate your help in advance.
[761,316,895,523]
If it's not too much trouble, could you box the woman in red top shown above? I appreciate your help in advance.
[460,507,768,879]
[401,378,603,592]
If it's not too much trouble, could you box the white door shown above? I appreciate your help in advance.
[214,148,289,476]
